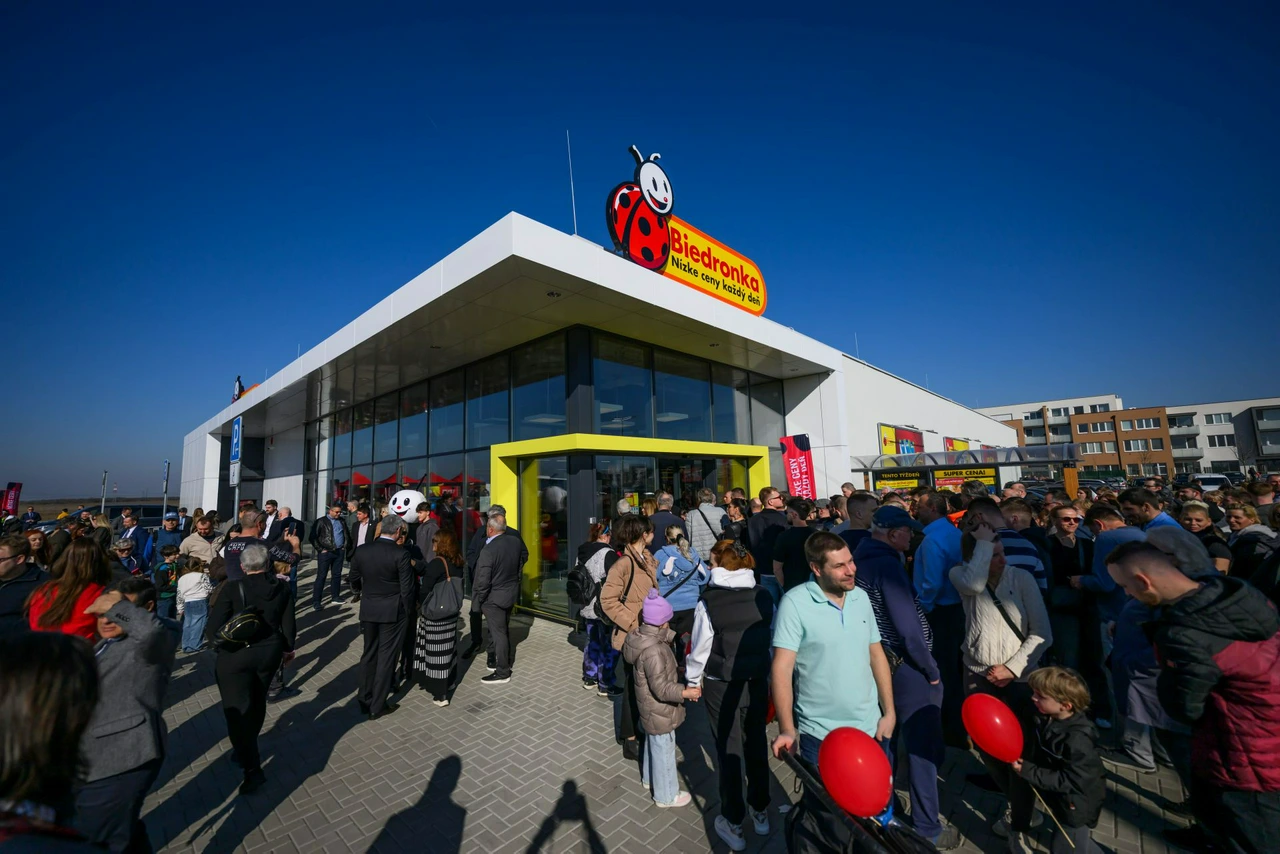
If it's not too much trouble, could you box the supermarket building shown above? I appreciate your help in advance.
[182,212,1014,620]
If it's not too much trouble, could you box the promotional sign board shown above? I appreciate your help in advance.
[932,467,997,493]
[878,424,925,456]
[871,469,930,491]
[2,483,21,515]
[943,437,970,452]
[229,416,243,488]
[606,145,765,315]
[779,434,816,499]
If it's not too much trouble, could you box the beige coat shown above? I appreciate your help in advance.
[622,624,686,735]
[598,546,658,650]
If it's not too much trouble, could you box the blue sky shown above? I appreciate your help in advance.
[3,3,1277,498]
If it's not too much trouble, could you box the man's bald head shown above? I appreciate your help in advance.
[1105,541,1200,607]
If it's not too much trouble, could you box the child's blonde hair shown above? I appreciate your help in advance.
[180,556,208,576]
[1028,666,1091,713]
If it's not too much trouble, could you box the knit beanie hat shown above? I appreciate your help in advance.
[641,588,673,626]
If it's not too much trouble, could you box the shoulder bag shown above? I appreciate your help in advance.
[986,582,1027,644]
[421,559,465,620]
[215,579,269,650]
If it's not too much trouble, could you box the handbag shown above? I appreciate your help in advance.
[421,559,464,620]
[215,579,268,650]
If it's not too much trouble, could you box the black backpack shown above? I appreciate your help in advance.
[566,560,600,608]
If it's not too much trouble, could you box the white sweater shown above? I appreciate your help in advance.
[948,539,1052,678]
[176,572,212,614]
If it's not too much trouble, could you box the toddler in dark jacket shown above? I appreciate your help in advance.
[1013,667,1106,854]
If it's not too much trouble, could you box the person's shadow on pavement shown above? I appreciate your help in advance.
[368,755,467,854]
[525,781,607,854]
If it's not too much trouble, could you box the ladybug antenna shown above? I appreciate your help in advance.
[649,153,662,162]
[629,145,644,166]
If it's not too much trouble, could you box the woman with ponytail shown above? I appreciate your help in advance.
[654,524,709,670]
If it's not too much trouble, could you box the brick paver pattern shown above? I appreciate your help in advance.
[145,563,1187,853]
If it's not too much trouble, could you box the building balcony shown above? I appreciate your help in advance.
[1023,416,1044,427]
[1024,435,1047,445]
[1169,424,1200,437]
[1047,415,1070,426]
[1172,447,1204,459]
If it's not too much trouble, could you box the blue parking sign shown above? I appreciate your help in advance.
[231,416,243,464]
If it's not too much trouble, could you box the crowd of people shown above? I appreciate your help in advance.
[3,470,1279,852]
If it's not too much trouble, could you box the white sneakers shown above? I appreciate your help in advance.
[715,808,770,851]
[655,791,692,809]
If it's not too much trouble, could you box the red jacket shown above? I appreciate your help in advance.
[1150,576,1280,791]
[27,583,104,642]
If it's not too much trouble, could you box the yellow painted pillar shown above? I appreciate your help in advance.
[519,458,541,602]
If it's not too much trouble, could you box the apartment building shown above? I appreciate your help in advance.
[976,394,1174,477]
[978,394,1280,476]
[1165,398,1280,475]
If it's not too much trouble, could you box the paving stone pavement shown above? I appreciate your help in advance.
[146,564,1187,853]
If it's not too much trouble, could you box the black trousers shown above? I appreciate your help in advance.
[215,641,285,774]
[618,659,642,742]
[313,551,343,607]
[964,671,1036,833]
[73,757,163,853]
[1194,786,1280,854]
[360,619,407,715]
[926,603,967,746]
[481,601,513,677]
[670,608,695,671]
[702,677,770,826]
[468,608,484,653]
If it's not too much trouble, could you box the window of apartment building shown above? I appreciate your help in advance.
[1126,464,1141,475]
[1208,434,1236,448]
[1074,406,1085,414]
[1174,462,1200,474]
[1170,415,1195,428]
[1050,407,1069,417]
[1089,422,1113,433]
[1205,412,1232,425]
[1259,408,1280,423]
[1104,441,1116,453]
[1123,439,1149,452]
[1023,411,1039,421]
[1120,417,1160,431]
[1077,424,1088,434]
[1049,427,1070,439]
[1081,442,1102,454]
[1144,463,1168,476]
[1151,438,1164,450]
[1024,427,1045,437]
[1171,437,1198,449]
[1091,403,1110,413]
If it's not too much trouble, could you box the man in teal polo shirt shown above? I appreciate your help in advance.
[771,531,896,766]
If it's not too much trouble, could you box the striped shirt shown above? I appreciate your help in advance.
[999,528,1049,591]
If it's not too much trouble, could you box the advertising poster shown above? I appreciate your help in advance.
[2,483,20,516]
[878,424,925,455]
[943,437,970,452]
[932,467,997,493]
[872,469,930,491]
[779,434,816,499]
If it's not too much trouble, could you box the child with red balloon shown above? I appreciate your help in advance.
[1012,667,1106,853]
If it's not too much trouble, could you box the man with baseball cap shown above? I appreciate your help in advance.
[153,512,184,554]
[852,505,959,849]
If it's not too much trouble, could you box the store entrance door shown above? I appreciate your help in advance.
[594,455,749,522]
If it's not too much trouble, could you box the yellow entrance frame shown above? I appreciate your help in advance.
[490,434,771,620]
[489,433,772,516]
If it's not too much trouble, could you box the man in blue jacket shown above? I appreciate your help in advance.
[853,506,960,850]
[913,491,967,748]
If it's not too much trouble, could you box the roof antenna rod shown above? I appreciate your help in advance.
[854,333,860,359]
[566,129,578,235]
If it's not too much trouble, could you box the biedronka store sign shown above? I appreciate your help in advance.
[606,146,766,316]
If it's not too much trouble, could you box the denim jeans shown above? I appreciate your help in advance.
[156,597,176,621]
[641,730,679,805]
[582,619,619,687]
[799,732,823,767]
[181,599,208,651]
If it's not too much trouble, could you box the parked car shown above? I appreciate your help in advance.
[1186,473,1232,493]
[1223,471,1247,485]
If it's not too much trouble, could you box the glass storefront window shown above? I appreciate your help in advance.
[372,461,397,508]
[750,379,785,449]
[327,468,350,507]
[518,456,570,619]
[595,455,657,522]
[654,350,711,442]
[351,401,374,465]
[331,409,353,468]
[594,336,652,437]
[398,457,428,493]
[512,335,566,441]
[427,452,466,543]
[334,360,355,413]
[712,365,752,444]
[372,393,398,461]
[348,465,372,506]
[399,381,429,459]
[430,371,465,454]
[467,355,510,449]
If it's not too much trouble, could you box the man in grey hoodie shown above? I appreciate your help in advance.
[688,488,728,560]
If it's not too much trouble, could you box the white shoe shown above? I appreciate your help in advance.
[714,815,747,851]
[749,807,770,836]
[655,790,692,808]
[432,698,449,707]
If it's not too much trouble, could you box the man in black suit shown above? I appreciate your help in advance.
[349,514,414,718]
[176,507,193,537]
[471,511,528,685]
[462,505,520,659]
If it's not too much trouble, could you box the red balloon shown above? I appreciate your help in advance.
[962,693,1024,763]
[818,727,893,818]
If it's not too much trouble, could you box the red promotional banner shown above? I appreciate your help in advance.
[2,483,20,515]
[780,435,816,499]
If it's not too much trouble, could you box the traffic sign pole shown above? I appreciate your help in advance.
[161,460,171,523]
[100,470,108,515]
[230,417,243,514]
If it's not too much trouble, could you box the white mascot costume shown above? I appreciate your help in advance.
[388,490,427,520]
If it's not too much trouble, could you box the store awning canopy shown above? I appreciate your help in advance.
[851,444,1080,472]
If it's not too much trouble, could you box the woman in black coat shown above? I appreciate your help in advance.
[207,542,295,795]
[411,529,465,706]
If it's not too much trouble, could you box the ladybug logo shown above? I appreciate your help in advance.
[606,145,673,271]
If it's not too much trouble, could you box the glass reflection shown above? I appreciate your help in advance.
[654,350,711,441]
[594,336,652,437]
[512,335,566,441]
[712,365,752,444]
[351,401,374,465]
[373,393,398,461]
[430,371,465,454]
[466,355,509,448]
[399,381,429,458]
